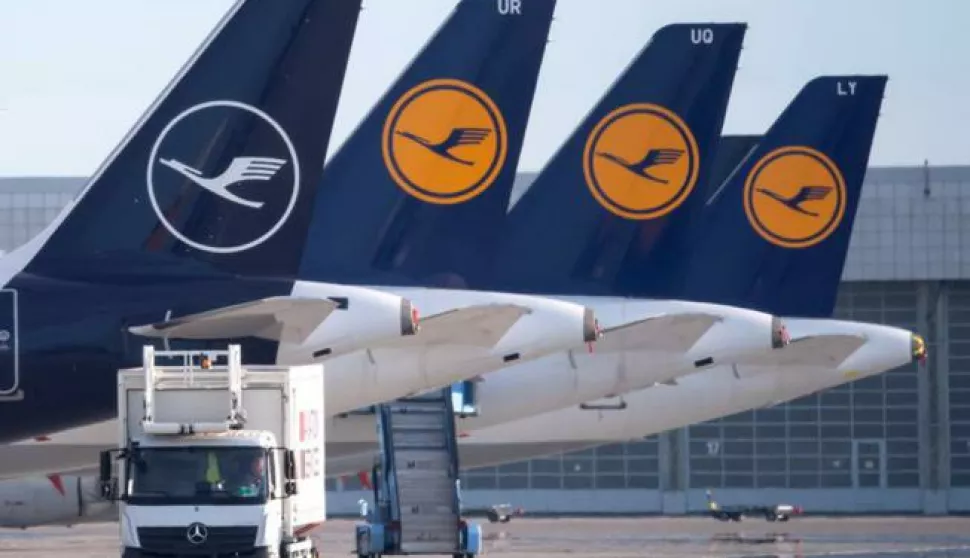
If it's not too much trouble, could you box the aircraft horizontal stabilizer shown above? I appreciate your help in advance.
[128,296,339,345]
[735,334,867,369]
[385,303,531,348]
[595,313,721,353]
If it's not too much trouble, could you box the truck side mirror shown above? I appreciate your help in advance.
[283,450,297,480]
[282,450,299,496]
[99,451,111,483]
[98,451,116,500]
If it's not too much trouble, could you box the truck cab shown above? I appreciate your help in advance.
[100,345,325,558]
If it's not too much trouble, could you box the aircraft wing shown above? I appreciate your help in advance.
[128,296,339,345]
[594,312,721,353]
[734,333,867,368]
[384,303,531,348]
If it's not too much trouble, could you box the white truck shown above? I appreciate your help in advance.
[98,345,325,558]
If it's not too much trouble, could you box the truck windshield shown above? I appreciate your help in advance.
[126,447,270,506]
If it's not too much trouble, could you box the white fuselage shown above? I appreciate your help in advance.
[326,296,777,442]
[0,317,919,534]
[288,285,594,415]
[0,320,920,531]
[0,282,593,479]
[0,294,775,479]
[0,204,595,475]
[324,318,918,475]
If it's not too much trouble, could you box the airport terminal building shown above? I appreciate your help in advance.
[1,165,968,515]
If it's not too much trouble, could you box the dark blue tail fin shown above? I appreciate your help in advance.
[485,23,746,295]
[299,0,556,289]
[677,76,888,317]
[611,132,767,296]
[22,0,361,281]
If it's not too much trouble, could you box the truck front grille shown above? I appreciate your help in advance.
[136,525,259,556]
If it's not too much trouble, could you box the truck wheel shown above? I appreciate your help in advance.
[500,515,511,523]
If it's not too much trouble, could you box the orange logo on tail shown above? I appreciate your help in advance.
[383,79,507,205]
[583,103,699,220]
[743,146,846,249]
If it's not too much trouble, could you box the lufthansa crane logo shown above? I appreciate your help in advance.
[743,146,846,249]
[583,103,699,220]
[186,522,208,545]
[382,79,507,205]
[147,100,300,254]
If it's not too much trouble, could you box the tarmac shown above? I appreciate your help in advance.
[4,517,970,557]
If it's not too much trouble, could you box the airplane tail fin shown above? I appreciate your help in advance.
[20,0,362,281]
[300,0,556,288]
[680,76,888,317]
[488,23,746,295]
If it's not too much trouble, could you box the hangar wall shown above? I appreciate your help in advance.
[1,165,967,514]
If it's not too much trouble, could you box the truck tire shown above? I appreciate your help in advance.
[357,530,370,558]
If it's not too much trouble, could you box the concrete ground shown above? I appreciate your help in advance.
[4,517,970,557]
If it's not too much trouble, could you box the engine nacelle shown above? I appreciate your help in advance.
[281,281,419,362]
[0,475,114,529]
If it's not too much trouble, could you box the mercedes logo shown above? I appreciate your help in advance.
[186,522,209,545]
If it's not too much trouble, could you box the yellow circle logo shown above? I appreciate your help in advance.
[382,78,507,205]
[743,146,846,249]
[582,103,699,220]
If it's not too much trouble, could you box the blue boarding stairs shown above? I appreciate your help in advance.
[354,385,482,558]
